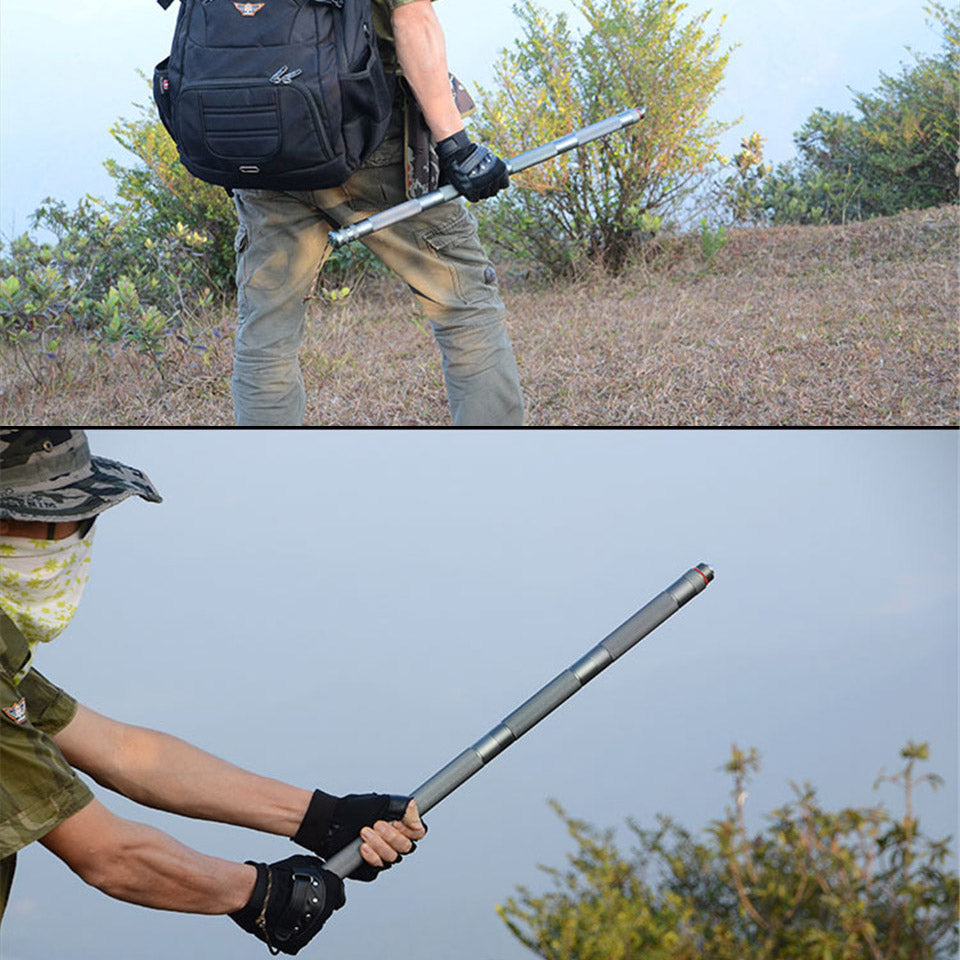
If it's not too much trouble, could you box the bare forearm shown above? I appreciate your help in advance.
[393,2,463,141]
[109,728,310,837]
[55,707,311,837]
[109,729,310,834]
[41,801,257,914]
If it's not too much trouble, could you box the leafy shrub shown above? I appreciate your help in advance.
[470,0,736,276]
[499,742,958,959]
[1,88,379,373]
[0,194,222,377]
[760,3,959,225]
[711,132,772,226]
[698,218,728,263]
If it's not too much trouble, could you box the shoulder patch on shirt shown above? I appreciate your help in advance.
[2,697,27,724]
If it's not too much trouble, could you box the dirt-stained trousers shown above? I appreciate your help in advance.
[231,126,524,426]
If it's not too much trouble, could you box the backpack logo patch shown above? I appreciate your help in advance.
[2,698,27,725]
[234,2,265,14]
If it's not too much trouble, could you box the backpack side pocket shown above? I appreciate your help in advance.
[340,43,395,168]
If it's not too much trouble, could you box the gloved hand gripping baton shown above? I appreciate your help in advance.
[327,108,644,250]
[324,563,713,879]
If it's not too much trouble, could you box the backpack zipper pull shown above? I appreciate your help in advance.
[269,66,303,85]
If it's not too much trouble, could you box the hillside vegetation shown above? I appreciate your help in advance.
[499,743,958,960]
[1,205,955,426]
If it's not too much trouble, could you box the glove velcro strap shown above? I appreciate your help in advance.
[271,870,327,947]
[437,130,472,163]
[230,856,345,956]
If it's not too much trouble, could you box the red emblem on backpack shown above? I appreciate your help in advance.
[234,2,265,14]
[2,697,27,725]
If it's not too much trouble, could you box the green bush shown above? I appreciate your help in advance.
[1,86,379,369]
[710,132,772,226]
[470,0,736,276]
[499,742,958,959]
[760,3,959,225]
[0,193,223,374]
[0,95,236,364]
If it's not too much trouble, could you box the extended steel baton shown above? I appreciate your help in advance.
[327,107,644,250]
[325,562,713,878]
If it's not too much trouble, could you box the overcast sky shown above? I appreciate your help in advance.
[0,0,948,237]
[3,428,957,960]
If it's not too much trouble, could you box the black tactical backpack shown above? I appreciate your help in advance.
[153,0,395,192]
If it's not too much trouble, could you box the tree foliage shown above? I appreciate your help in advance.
[0,95,238,367]
[759,4,959,225]
[104,99,241,299]
[498,743,958,959]
[470,0,735,276]
[0,89,375,372]
[0,195,217,382]
[709,132,772,226]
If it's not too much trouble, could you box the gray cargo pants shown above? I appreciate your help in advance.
[231,123,524,426]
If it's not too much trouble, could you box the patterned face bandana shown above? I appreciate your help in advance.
[0,525,96,656]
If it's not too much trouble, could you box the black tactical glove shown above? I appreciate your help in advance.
[230,855,345,956]
[437,130,510,202]
[292,790,419,882]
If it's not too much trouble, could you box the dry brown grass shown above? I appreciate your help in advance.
[2,204,956,426]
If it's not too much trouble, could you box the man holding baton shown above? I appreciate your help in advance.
[0,429,425,955]
[232,0,524,427]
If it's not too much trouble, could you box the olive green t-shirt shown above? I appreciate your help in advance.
[0,615,93,862]
[0,662,93,925]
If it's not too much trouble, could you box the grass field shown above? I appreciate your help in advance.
[1,204,956,426]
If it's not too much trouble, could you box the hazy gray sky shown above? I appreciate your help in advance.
[0,0,947,235]
[3,428,957,960]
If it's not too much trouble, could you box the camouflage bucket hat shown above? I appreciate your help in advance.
[0,429,162,522]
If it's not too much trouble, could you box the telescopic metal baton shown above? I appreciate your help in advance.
[324,562,713,878]
[327,107,644,250]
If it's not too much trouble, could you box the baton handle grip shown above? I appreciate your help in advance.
[328,107,643,249]
[323,563,712,878]
[328,184,461,249]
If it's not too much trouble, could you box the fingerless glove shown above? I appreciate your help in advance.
[293,790,414,881]
[230,855,345,955]
[437,131,510,202]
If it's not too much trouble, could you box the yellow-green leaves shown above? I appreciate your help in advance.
[472,0,736,275]
[499,744,958,959]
